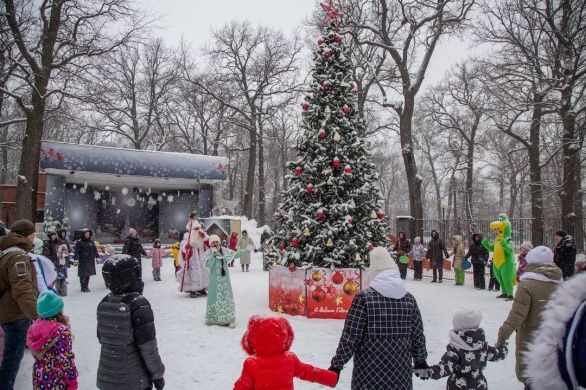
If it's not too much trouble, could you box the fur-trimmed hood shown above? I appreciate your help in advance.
[448,328,486,351]
[524,272,586,390]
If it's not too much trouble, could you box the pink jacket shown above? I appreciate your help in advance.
[151,247,163,268]
[27,318,78,389]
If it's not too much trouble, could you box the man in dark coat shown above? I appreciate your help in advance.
[553,230,576,280]
[122,228,147,264]
[42,231,60,268]
[97,255,165,390]
[0,220,38,390]
[330,247,427,389]
[74,229,99,292]
[464,233,489,289]
[425,230,449,283]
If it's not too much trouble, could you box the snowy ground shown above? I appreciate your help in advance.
[15,253,523,389]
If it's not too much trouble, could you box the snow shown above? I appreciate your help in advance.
[15,255,522,389]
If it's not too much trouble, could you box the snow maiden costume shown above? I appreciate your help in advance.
[204,235,245,327]
[177,217,209,297]
[524,271,586,390]
[481,214,516,299]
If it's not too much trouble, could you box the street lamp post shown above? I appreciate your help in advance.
[441,202,449,240]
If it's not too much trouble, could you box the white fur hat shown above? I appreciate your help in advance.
[368,247,398,278]
[209,234,221,244]
[526,246,554,264]
[453,309,483,331]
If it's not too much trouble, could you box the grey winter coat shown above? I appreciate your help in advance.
[97,292,165,389]
[427,328,507,389]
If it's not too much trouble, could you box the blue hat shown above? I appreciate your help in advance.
[37,292,64,319]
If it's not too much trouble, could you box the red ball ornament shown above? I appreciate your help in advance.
[322,81,331,90]
[343,165,353,175]
[279,243,286,251]
[291,237,300,247]
[377,210,385,219]
[367,242,374,250]
[347,217,353,225]
[324,49,333,58]
[342,104,350,115]
[316,209,325,220]
[333,34,342,43]
[332,271,344,285]
[301,102,310,110]
[349,82,356,91]
[318,129,327,139]
[288,263,297,272]
[306,184,314,193]
[295,166,304,176]
[332,157,341,167]
[312,287,326,302]
[317,39,324,45]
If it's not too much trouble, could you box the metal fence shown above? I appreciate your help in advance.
[405,218,586,250]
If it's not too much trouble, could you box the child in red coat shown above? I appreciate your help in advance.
[234,315,337,390]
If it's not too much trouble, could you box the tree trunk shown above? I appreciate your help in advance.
[508,172,518,218]
[15,103,45,220]
[399,95,423,238]
[559,90,579,238]
[243,112,257,218]
[464,128,476,236]
[257,123,266,226]
[0,128,8,183]
[528,97,545,245]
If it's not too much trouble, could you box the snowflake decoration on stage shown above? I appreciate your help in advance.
[167,195,174,203]
[127,198,136,207]
[116,209,121,214]
[105,186,110,191]
[94,191,101,200]
[80,187,86,194]
[72,184,77,189]
[157,195,163,202]
[121,187,128,195]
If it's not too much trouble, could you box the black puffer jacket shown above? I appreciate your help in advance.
[426,230,449,266]
[74,230,99,277]
[427,328,507,389]
[42,233,60,268]
[464,234,489,265]
[554,235,576,279]
[97,256,164,389]
[122,236,147,262]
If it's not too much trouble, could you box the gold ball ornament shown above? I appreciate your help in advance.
[326,238,334,247]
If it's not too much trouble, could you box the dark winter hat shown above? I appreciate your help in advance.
[555,230,568,238]
[102,255,143,294]
[37,292,64,319]
[10,219,36,237]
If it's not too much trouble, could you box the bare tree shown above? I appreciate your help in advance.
[340,0,475,237]
[423,62,487,235]
[190,21,301,220]
[83,39,177,150]
[1,0,146,219]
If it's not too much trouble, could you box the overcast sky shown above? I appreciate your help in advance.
[140,0,475,88]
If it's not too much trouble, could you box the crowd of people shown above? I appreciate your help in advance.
[0,217,584,389]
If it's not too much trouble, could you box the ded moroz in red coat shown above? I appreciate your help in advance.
[234,316,337,390]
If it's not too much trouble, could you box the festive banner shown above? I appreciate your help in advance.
[305,268,362,319]
[268,265,307,316]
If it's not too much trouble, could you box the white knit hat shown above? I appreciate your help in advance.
[368,247,398,278]
[209,234,221,244]
[526,246,554,264]
[453,309,483,331]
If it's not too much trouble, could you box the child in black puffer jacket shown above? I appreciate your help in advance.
[415,309,507,389]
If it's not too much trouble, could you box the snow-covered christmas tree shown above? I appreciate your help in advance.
[271,2,389,268]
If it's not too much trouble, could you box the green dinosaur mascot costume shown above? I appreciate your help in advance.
[482,213,516,299]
